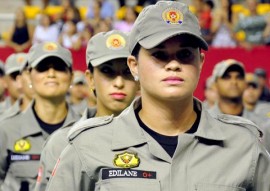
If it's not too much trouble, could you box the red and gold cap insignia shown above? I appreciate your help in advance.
[113,151,140,168]
[106,34,126,50]
[16,56,25,64]
[162,8,183,24]
[43,42,58,52]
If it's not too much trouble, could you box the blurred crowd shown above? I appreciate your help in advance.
[1,0,270,53]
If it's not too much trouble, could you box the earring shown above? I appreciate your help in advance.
[134,76,139,81]
[28,84,32,89]
[69,85,73,89]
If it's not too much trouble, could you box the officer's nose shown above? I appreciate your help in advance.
[114,76,124,88]
[165,60,181,72]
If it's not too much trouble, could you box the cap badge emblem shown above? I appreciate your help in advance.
[106,34,126,50]
[14,139,31,152]
[16,56,25,64]
[113,151,140,168]
[162,8,183,24]
[43,42,58,52]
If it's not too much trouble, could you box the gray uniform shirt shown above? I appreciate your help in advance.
[34,108,96,191]
[0,98,22,122]
[46,98,270,191]
[208,103,270,151]
[0,101,80,191]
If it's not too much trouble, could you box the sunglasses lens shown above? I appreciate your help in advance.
[9,71,20,80]
[35,62,69,73]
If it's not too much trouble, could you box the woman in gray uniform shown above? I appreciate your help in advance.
[34,30,139,191]
[0,42,80,191]
[46,1,270,191]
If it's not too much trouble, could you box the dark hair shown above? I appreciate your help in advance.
[87,63,94,73]
[131,44,141,59]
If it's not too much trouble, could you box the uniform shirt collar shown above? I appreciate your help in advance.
[111,97,225,150]
[20,101,80,139]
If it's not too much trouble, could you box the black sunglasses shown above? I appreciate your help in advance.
[35,63,69,73]
[9,71,20,80]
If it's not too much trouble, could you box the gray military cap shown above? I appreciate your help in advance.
[129,1,208,54]
[245,73,259,86]
[28,42,72,68]
[86,30,130,67]
[212,59,245,80]
[72,70,86,85]
[5,53,28,75]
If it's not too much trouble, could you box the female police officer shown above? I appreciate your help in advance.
[46,1,270,190]
[0,42,80,191]
[34,30,139,191]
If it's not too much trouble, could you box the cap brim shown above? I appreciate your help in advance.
[6,67,22,75]
[30,54,70,68]
[91,54,129,67]
[139,30,208,51]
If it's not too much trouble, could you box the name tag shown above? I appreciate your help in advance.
[102,168,156,180]
[9,153,40,161]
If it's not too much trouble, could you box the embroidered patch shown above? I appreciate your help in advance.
[162,7,183,24]
[113,151,140,168]
[106,34,126,50]
[43,42,58,52]
[14,139,31,152]
[102,168,156,180]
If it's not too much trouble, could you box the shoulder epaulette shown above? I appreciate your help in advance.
[68,115,114,141]
[216,114,263,138]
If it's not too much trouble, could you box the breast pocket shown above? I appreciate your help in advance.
[195,183,246,191]
[97,179,161,191]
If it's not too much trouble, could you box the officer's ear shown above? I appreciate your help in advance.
[199,52,205,73]
[127,55,139,80]
[85,69,95,91]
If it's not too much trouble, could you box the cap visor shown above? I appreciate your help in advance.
[139,30,208,50]
[30,54,70,68]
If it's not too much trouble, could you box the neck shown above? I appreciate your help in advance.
[139,96,196,136]
[34,97,68,124]
[20,95,32,111]
[243,101,255,111]
[218,97,243,115]
[70,96,84,104]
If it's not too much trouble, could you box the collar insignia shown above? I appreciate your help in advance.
[14,139,31,152]
[113,151,140,168]
[162,8,183,24]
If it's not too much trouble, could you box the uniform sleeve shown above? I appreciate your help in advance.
[35,130,69,191]
[0,127,8,186]
[45,144,90,191]
[34,144,50,191]
[253,142,270,191]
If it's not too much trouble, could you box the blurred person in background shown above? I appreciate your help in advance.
[113,6,138,32]
[0,53,34,122]
[4,7,34,52]
[198,0,215,44]
[3,53,26,108]
[0,61,7,115]
[67,70,89,115]
[0,42,80,191]
[209,59,270,151]
[32,13,59,45]
[243,73,270,118]
[254,68,270,102]
[211,0,237,47]
[202,75,218,109]
[58,20,81,50]
[234,0,270,49]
